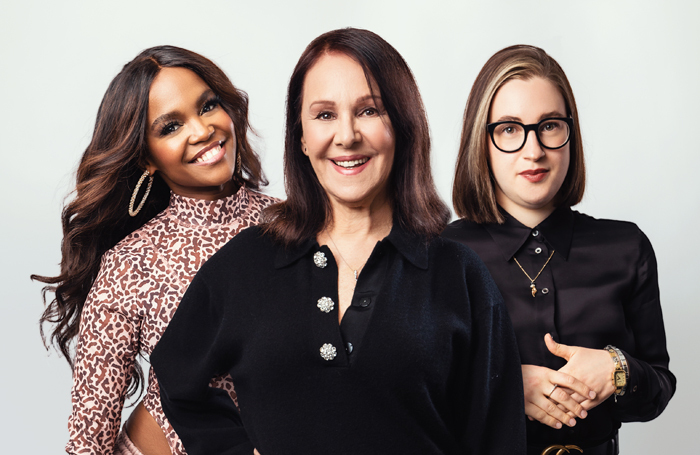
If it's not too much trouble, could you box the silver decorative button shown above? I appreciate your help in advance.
[535,247,542,254]
[317,297,335,313]
[313,251,327,268]
[532,230,539,237]
[320,343,337,361]
[541,288,549,294]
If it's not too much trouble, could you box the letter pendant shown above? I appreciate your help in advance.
[530,283,537,297]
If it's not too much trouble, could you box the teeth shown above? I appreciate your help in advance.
[194,144,221,163]
[333,157,369,168]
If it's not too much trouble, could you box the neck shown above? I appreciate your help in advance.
[325,198,393,241]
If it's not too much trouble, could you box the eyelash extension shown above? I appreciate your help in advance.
[159,120,180,137]
[200,95,222,114]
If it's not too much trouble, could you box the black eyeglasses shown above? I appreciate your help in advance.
[487,117,574,153]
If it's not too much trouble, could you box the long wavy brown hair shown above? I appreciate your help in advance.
[32,45,266,398]
[263,28,450,246]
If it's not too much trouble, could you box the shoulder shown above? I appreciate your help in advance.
[572,210,652,245]
[102,220,162,272]
[572,211,656,265]
[442,218,491,244]
[197,226,277,279]
[245,188,281,210]
[428,235,495,283]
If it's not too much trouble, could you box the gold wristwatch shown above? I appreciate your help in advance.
[605,345,628,401]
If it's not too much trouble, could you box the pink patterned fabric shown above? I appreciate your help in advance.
[66,187,277,455]
[113,430,143,455]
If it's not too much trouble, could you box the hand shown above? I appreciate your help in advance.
[521,363,595,429]
[545,333,616,411]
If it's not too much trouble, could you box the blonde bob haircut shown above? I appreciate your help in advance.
[452,45,585,224]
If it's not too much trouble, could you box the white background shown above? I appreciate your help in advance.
[1,0,697,452]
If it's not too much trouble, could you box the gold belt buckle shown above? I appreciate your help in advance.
[541,444,583,455]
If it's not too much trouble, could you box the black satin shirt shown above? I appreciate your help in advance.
[443,207,676,448]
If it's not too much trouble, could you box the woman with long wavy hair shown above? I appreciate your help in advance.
[33,46,276,455]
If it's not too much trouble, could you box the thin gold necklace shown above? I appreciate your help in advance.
[326,231,363,281]
[513,250,555,297]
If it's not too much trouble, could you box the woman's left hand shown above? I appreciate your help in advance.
[545,333,616,411]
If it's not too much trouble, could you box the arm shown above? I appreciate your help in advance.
[460,261,527,454]
[151,268,254,455]
[66,254,141,454]
[546,232,676,421]
[610,233,676,421]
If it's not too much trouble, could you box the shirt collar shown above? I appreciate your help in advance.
[274,220,430,270]
[483,206,574,261]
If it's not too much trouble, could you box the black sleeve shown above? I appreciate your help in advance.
[460,254,527,454]
[614,231,676,421]
[151,268,254,455]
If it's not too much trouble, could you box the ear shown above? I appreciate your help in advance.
[301,136,309,156]
[145,161,158,176]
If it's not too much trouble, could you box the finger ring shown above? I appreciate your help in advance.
[548,384,558,397]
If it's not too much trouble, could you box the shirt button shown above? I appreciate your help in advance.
[320,343,337,361]
[317,296,335,313]
[541,288,549,294]
[532,230,539,237]
[313,251,328,268]
[535,247,542,254]
[359,297,371,307]
[632,385,638,393]
[346,342,354,354]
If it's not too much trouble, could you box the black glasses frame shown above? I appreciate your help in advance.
[486,117,574,153]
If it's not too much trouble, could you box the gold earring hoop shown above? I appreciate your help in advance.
[236,152,242,178]
[128,170,154,217]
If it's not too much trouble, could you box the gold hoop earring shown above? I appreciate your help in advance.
[128,170,154,217]
[236,152,242,178]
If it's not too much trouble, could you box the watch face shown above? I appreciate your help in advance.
[614,370,626,387]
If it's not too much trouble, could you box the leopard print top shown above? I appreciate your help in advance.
[67,186,278,455]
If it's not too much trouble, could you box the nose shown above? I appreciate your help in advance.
[522,129,545,160]
[334,115,361,148]
[189,117,214,144]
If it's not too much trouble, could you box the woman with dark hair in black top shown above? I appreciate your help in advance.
[151,28,526,455]
[443,45,675,455]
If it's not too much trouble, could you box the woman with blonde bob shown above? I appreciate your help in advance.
[444,45,675,455]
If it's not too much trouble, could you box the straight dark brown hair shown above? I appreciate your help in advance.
[32,45,266,398]
[453,45,585,224]
[263,28,449,245]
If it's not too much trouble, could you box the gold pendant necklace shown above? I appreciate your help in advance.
[513,250,555,297]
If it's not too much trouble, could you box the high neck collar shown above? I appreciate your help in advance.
[167,185,250,227]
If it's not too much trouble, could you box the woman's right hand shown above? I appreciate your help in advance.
[521,364,596,429]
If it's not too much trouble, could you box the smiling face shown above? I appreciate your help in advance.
[300,52,395,212]
[146,67,238,200]
[488,76,570,224]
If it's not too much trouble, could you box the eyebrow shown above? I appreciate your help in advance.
[493,111,566,123]
[307,94,379,110]
[150,89,215,132]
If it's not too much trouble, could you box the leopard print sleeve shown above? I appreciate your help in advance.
[66,240,153,454]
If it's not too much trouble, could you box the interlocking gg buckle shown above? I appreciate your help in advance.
[541,444,583,455]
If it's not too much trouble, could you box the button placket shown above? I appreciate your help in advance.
[311,247,343,365]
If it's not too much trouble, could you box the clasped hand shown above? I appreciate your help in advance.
[522,333,616,429]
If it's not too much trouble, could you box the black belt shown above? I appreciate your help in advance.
[526,433,618,455]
